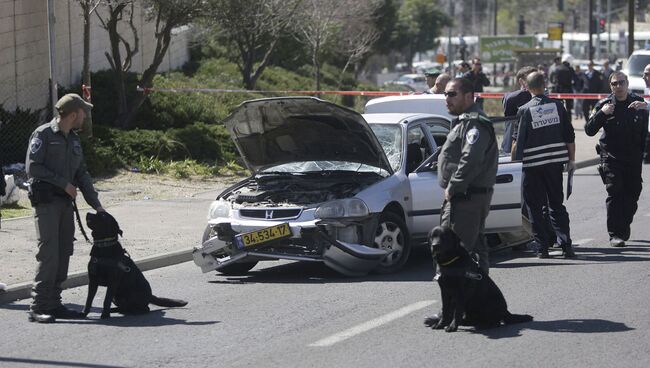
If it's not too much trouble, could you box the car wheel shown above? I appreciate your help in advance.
[202,225,258,276]
[372,211,411,274]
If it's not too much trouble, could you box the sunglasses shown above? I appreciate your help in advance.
[610,80,626,87]
[443,91,458,98]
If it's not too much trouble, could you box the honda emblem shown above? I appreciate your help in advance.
[265,210,274,219]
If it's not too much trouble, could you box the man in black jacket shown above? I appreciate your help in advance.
[550,56,576,123]
[585,72,649,247]
[463,58,490,110]
[583,61,604,121]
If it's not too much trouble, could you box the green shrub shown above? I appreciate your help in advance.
[0,105,44,166]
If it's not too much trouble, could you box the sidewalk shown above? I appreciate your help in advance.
[0,119,600,304]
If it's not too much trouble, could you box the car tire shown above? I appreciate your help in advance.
[372,211,411,274]
[202,225,258,276]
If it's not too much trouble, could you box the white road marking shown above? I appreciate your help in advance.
[572,238,593,246]
[309,300,435,347]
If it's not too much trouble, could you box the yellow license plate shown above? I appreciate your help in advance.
[234,223,291,249]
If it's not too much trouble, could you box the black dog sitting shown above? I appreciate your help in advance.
[424,226,532,332]
[83,212,188,319]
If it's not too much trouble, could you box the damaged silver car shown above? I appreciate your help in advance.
[192,97,526,276]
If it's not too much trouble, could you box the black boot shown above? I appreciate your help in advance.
[28,310,56,323]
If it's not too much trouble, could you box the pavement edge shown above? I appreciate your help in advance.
[0,249,192,305]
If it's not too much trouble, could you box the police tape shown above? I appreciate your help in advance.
[136,86,648,100]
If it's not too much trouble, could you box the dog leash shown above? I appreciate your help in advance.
[72,199,92,244]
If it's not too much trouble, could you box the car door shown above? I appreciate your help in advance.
[484,118,524,232]
[407,119,447,243]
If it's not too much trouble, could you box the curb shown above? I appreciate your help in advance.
[0,158,601,306]
[0,249,192,305]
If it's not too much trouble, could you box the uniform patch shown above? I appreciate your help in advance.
[530,103,560,129]
[30,137,42,154]
[466,127,480,144]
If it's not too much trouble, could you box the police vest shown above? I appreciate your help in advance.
[520,99,569,168]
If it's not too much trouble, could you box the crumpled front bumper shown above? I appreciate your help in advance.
[192,220,388,277]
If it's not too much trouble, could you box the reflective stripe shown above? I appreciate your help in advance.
[522,156,568,167]
[523,142,566,153]
[523,150,568,161]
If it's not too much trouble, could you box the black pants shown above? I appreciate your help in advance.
[583,100,596,122]
[522,163,571,250]
[644,131,650,163]
[600,162,643,240]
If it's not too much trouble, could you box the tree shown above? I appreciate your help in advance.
[335,1,381,85]
[76,0,102,136]
[203,0,301,90]
[394,0,451,69]
[97,0,205,128]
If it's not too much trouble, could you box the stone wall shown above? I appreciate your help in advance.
[0,0,190,112]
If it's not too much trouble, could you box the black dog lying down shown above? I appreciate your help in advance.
[83,212,187,319]
[425,226,532,332]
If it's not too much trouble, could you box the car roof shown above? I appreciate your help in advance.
[364,94,453,119]
[362,113,450,125]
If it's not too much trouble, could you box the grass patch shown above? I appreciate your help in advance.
[0,200,33,219]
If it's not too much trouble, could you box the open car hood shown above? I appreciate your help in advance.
[223,97,393,174]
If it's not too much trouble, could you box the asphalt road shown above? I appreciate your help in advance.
[1,164,650,368]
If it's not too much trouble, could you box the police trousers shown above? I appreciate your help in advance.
[522,163,571,250]
[440,190,492,274]
[31,196,74,311]
[600,161,642,240]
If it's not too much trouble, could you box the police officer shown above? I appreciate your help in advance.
[512,72,576,259]
[585,72,648,247]
[550,56,577,124]
[582,61,604,122]
[26,93,105,323]
[438,77,498,273]
[463,58,490,110]
[424,70,441,94]
[502,66,536,153]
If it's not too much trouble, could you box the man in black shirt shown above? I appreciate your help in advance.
[585,72,648,247]
[550,56,576,123]
[463,58,490,110]
[583,61,604,121]
[502,66,536,153]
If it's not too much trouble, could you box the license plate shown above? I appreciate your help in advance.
[234,223,291,249]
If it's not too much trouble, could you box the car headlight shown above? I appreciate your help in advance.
[315,198,369,219]
[207,200,230,220]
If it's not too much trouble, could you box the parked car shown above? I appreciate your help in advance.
[623,49,650,96]
[192,97,528,277]
[383,74,428,92]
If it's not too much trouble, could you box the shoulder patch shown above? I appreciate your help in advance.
[466,127,480,144]
[30,137,43,154]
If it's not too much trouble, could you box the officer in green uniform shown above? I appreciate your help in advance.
[26,93,105,323]
[437,78,498,274]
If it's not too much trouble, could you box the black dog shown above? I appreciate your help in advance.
[424,226,532,332]
[83,212,187,319]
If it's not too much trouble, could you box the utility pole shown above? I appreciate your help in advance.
[628,0,635,56]
[588,0,594,61]
[606,0,611,56]
[596,0,601,60]
[448,0,454,74]
[47,0,57,120]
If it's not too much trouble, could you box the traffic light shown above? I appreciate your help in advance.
[599,18,606,33]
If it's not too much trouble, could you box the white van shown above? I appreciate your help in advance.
[623,49,650,95]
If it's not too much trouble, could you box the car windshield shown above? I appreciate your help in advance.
[369,124,402,171]
[627,54,650,77]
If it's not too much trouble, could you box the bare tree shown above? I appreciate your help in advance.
[335,1,381,86]
[96,0,139,127]
[97,0,205,128]
[76,0,103,136]
[203,0,301,90]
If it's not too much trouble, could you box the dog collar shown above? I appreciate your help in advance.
[92,237,118,247]
[438,256,460,266]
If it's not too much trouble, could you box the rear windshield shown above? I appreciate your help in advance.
[627,54,650,77]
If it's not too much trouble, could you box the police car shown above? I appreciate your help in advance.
[192,97,528,277]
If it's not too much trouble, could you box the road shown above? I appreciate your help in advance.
[1,164,650,368]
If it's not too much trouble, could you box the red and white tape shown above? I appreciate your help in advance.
[136,86,649,100]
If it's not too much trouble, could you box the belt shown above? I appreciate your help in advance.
[467,187,493,194]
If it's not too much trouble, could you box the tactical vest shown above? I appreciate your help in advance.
[520,98,569,168]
